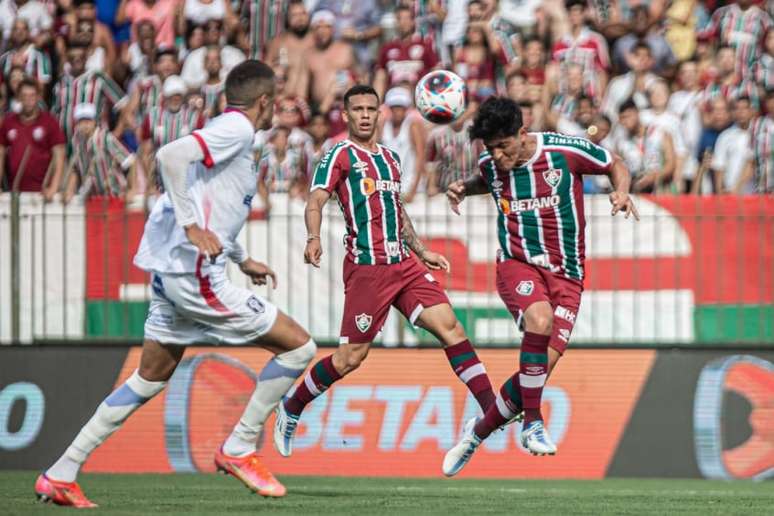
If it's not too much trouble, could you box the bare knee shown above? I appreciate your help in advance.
[138,342,184,381]
[524,307,554,335]
[333,343,370,375]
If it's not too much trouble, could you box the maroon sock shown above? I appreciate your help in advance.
[283,355,342,416]
[519,332,550,425]
[444,340,496,412]
[473,373,523,439]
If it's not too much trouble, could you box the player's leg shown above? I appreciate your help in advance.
[276,262,397,457]
[545,275,584,378]
[394,259,495,412]
[38,339,184,507]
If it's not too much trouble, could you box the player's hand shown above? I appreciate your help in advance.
[419,250,450,272]
[304,238,323,268]
[239,258,277,289]
[446,180,466,215]
[609,191,640,221]
[185,224,223,262]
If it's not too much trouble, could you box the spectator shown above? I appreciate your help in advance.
[546,62,585,129]
[125,47,179,133]
[67,17,109,74]
[413,0,447,63]
[374,4,439,100]
[758,29,774,93]
[702,45,759,110]
[60,0,118,73]
[467,0,518,73]
[257,125,308,205]
[506,70,528,102]
[199,45,223,116]
[52,40,127,150]
[453,11,508,99]
[265,0,313,100]
[270,94,313,178]
[554,94,596,137]
[664,0,709,62]
[498,0,542,38]
[0,19,52,85]
[426,100,483,194]
[698,0,772,81]
[122,19,156,79]
[550,0,609,99]
[4,65,27,114]
[0,78,65,199]
[64,102,137,201]
[641,79,685,191]
[668,60,704,192]
[602,41,658,122]
[612,99,676,193]
[379,86,426,202]
[242,0,288,60]
[613,5,676,76]
[711,96,756,193]
[306,110,333,169]
[694,96,731,193]
[184,0,237,31]
[440,0,467,66]
[314,0,382,72]
[14,0,53,47]
[181,19,245,89]
[116,0,184,48]
[306,10,355,106]
[750,89,774,192]
[520,36,546,86]
[140,74,205,189]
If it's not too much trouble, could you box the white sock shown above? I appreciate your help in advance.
[46,370,166,482]
[223,339,316,457]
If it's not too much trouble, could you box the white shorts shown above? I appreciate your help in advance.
[143,265,278,345]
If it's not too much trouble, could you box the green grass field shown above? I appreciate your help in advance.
[2,472,773,515]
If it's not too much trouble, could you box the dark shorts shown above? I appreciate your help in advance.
[340,257,450,344]
[496,257,583,354]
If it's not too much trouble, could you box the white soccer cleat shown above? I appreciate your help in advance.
[442,417,482,477]
[520,420,557,456]
[273,399,300,458]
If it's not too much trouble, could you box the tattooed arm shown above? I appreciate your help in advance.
[401,206,450,272]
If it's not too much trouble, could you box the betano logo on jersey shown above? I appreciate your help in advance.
[361,177,401,197]
[499,195,560,215]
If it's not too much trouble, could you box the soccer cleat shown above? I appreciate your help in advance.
[34,473,98,508]
[442,417,482,477]
[214,447,286,497]
[498,411,524,432]
[520,420,557,456]
[273,399,299,458]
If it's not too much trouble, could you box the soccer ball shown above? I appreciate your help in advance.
[414,70,467,124]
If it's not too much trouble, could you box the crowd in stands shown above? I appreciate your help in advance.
[0,0,771,204]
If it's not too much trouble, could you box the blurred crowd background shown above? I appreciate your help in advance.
[0,0,772,209]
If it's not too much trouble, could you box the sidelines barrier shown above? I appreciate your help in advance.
[1,346,771,479]
[1,193,772,345]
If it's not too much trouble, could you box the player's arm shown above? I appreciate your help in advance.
[604,153,640,220]
[304,188,330,268]
[446,175,488,214]
[401,206,450,272]
[156,135,223,260]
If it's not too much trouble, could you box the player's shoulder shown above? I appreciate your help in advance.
[478,149,493,166]
[203,110,254,139]
[540,131,611,164]
[378,143,402,164]
[318,140,351,166]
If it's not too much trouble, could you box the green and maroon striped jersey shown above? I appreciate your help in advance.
[479,132,613,281]
[311,140,408,265]
[52,71,126,141]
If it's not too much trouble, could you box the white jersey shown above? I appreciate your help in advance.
[381,117,417,193]
[134,109,256,275]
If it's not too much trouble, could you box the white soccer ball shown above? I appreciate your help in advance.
[414,70,467,124]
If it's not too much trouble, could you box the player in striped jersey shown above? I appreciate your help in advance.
[443,97,639,475]
[243,0,288,60]
[273,85,498,458]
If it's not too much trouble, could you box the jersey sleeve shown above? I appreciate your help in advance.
[310,144,348,193]
[552,136,614,175]
[190,114,252,169]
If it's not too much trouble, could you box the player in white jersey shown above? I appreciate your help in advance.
[35,61,317,508]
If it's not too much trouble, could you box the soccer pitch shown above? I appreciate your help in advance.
[3,473,773,515]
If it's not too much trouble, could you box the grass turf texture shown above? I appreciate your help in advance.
[2,472,772,515]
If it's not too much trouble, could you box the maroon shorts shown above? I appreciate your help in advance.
[340,257,450,344]
[496,257,583,354]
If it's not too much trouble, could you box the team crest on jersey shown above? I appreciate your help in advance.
[246,296,265,314]
[355,313,373,333]
[516,280,534,296]
[543,168,562,188]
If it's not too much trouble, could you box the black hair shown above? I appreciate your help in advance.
[18,77,40,93]
[396,3,413,15]
[734,95,752,106]
[618,99,638,114]
[577,94,593,105]
[633,40,652,55]
[225,59,275,107]
[284,0,306,30]
[469,96,523,141]
[518,100,533,109]
[154,47,178,63]
[74,0,95,7]
[343,84,379,107]
[565,0,586,10]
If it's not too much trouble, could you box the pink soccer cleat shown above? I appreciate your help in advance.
[34,473,98,508]
[214,447,286,497]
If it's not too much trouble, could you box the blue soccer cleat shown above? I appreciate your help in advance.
[442,417,482,477]
[520,420,557,456]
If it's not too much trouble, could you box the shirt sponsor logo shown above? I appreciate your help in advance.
[543,168,562,188]
[246,295,265,314]
[516,280,534,296]
[555,305,576,324]
[500,195,560,215]
[361,177,401,196]
[546,134,592,149]
[355,313,373,333]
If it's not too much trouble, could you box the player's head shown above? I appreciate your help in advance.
[343,84,380,142]
[469,96,525,171]
[224,59,276,130]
